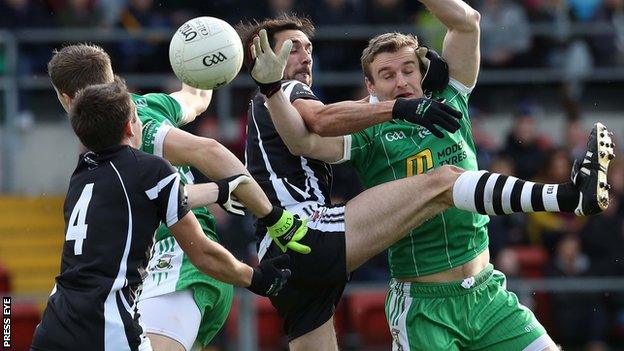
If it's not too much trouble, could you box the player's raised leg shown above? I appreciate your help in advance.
[453,122,615,216]
[343,122,615,272]
[344,165,461,272]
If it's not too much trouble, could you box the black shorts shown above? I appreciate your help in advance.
[261,205,348,340]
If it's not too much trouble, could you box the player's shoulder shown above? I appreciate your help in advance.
[130,148,174,172]
[437,79,473,98]
[131,92,178,108]
[281,79,317,101]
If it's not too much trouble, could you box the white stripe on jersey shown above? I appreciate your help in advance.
[250,99,298,208]
[256,81,326,208]
[145,173,177,200]
[299,157,326,205]
[105,162,136,351]
[144,173,182,226]
[166,178,181,226]
[306,205,345,232]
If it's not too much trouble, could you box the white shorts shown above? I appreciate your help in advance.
[137,289,202,351]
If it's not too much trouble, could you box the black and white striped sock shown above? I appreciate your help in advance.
[452,171,579,215]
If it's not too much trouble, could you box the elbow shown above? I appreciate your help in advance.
[452,7,480,33]
[464,8,481,32]
[185,137,224,165]
[286,143,308,157]
[197,92,212,114]
[198,137,223,157]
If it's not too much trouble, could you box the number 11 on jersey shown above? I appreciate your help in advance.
[66,183,94,255]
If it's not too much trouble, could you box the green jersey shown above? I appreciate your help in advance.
[346,82,489,278]
[130,93,217,242]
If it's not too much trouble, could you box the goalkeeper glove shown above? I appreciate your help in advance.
[247,254,291,297]
[247,29,293,98]
[392,97,463,138]
[416,46,449,96]
[214,174,250,216]
[263,208,311,254]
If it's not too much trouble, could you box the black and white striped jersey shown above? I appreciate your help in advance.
[245,80,333,223]
[31,145,189,351]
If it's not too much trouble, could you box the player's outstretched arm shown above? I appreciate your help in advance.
[267,90,345,163]
[169,83,212,126]
[419,0,481,88]
[251,29,460,140]
[169,211,291,296]
[163,128,274,217]
[186,175,250,216]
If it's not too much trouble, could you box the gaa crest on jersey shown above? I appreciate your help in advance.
[416,125,432,139]
[152,253,174,271]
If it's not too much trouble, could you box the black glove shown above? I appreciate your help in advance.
[248,254,291,297]
[215,174,250,216]
[417,46,449,96]
[392,98,463,138]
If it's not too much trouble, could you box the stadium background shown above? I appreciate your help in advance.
[0,0,623,350]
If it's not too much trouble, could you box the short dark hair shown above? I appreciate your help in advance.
[48,43,114,98]
[236,14,315,67]
[70,76,133,152]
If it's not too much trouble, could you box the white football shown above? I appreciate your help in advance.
[169,16,244,90]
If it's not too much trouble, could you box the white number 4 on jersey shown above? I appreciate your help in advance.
[65,183,94,255]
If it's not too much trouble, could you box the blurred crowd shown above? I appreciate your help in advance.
[2,0,624,349]
[1,0,623,76]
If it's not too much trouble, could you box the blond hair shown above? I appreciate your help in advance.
[360,33,421,82]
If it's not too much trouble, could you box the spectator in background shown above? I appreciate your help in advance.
[116,0,170,72]
[487,156,528,259]
[365,0,411,24]
[0,0,52,75]
[527,148,586,251]
[568,0,603,22]
[524,0,570,68]
[494,247,521,278]
[547,234,608,351]
[55,0,104,28]
[580,158,624,276]
[564,119,589,161]
[608,158,624,216]
[580,194,624,277]
[605,0,624,62]
[469,107,497,169]
[0,0,51,29]
[478,0,532,68]
[265,0,298,18]
[309,0,365,72]
[502,104,551,180]
[0,0,53,116]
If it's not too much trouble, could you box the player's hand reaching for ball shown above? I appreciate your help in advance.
[249,29,292,97]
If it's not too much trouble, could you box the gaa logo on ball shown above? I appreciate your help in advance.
[169,16,244,90]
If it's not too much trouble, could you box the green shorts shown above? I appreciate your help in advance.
[385,264,555,351]
[141,236,234,347]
